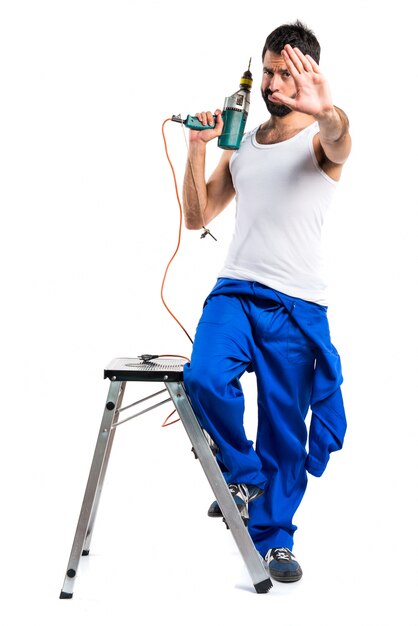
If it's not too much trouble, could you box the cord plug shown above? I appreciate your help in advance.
[139,354,159,363]
[200,227,217,241]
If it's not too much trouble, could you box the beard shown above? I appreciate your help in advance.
[262,89,293,117]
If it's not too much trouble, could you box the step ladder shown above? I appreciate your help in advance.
[59,356,272,598]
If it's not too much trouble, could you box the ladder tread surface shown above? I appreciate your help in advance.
[104,356,186,382]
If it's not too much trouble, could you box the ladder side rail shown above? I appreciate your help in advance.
[59,380,125,598]
[82,380,127,553]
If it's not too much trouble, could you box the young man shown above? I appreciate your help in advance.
[182,21,351,583]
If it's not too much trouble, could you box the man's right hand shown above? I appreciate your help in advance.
[189,109,224,144]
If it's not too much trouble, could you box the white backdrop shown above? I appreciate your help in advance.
[1,1,417,625]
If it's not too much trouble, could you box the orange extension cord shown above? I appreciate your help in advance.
[161,118,194,345]
[159,119,192,427]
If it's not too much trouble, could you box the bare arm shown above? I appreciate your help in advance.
[182,110,235,230]
[314,105,351,165]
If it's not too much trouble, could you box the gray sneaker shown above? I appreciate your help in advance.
[207,483,264,518]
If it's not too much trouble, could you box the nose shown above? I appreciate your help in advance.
[269,73,283,93]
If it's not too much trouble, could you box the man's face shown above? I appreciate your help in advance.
[261,50,296,117]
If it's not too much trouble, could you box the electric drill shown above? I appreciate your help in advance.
[172,60,253,150]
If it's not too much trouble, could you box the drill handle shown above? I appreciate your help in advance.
[184,114,218,130]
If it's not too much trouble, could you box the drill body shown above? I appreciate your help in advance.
[217,79,252,150]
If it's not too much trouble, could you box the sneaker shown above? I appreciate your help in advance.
[207,483,264,518]
[265,548,303,583]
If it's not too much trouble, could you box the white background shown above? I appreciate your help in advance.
[1,1,417,624]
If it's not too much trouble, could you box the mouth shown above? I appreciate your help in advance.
[264,89,280,103]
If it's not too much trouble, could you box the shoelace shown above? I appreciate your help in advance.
[229,484,250,503]
[270,548,293,561]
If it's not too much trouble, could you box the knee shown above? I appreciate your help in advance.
[183,359,227,398]
[184,360,213,394]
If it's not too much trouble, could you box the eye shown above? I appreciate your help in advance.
[263,69,273,76]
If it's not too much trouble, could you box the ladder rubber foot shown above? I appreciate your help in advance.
[254,578,273,594]
[59,591,73,599]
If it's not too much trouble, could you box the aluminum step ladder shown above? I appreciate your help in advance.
[59,356,272,598]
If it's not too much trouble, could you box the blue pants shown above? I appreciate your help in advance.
[183,278,325,556]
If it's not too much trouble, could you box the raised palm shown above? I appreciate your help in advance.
[277,44,333,116]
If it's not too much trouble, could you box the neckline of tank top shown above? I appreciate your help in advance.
[249,121,318,149]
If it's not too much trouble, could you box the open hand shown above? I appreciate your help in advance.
[277,44,334,117]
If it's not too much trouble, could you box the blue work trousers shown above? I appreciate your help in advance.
[183,278,324,556]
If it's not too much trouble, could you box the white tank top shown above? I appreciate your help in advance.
[219,122,337,305]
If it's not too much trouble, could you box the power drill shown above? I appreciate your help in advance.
[172,60,253,150]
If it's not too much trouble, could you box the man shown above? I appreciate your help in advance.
[182,20,351,583]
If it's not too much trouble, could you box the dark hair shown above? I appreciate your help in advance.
[262,20,321,63]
